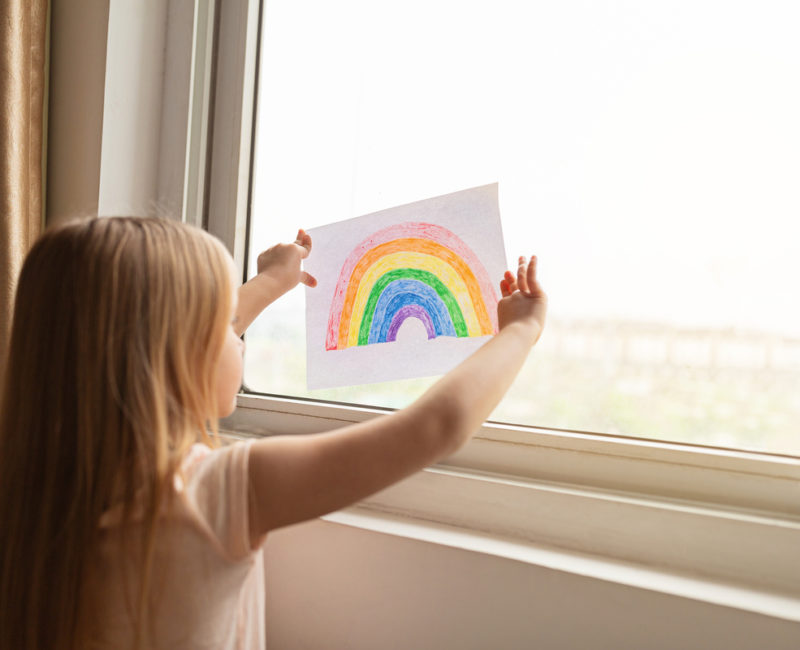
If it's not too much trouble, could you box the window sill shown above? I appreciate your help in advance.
[222,393,800,620]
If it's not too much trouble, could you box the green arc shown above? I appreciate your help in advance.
[357,268,469,345]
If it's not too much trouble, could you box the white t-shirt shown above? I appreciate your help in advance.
[84,440,265,649]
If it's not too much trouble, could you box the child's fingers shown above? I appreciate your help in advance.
[502,270,517,295]
[516,256,530,295]
[300,271,317,287]
[500,279,510,297]
[527,255,538,293]
[295,229,312,257]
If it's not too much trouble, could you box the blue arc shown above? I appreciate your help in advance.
[367,279,455,344]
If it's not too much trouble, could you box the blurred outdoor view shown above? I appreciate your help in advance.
[244,0,800,454]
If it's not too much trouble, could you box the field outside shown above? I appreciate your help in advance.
[244,308,800,455]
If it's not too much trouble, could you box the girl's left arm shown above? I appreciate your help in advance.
[245,256,547,543]
[234,229,317,336]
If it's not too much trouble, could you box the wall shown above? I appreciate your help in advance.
[47,0,194,225]
[46,0,109,224]
[265,519,800,650]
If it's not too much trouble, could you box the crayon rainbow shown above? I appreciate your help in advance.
[326,222,498,350]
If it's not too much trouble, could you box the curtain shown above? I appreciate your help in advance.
[0,0,48,364]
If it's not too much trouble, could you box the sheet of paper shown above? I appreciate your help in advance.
[304,184,507,389]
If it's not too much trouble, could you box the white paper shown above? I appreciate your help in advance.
[304,184,507,389]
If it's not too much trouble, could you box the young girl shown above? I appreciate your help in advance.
[0,216,546,649]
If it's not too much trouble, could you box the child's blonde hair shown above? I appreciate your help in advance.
[0,217,235,649]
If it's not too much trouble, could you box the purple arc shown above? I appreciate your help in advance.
[385,305,436,342]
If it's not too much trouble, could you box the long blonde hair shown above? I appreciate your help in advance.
[0,217,235,649]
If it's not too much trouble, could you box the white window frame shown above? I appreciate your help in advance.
[204,0,800,621]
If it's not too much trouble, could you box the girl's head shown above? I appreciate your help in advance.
[0,217,241,649]
[8,216,239,435]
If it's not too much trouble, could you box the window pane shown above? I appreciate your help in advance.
[245,0,800,454]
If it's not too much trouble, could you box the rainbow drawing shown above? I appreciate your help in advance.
[326,222,499,350]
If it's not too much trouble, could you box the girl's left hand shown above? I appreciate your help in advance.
[497,255,547,344]
[255,229,318,293]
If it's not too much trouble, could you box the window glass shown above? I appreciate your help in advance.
[245,0,800,454]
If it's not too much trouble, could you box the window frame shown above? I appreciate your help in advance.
[206,0,800,621]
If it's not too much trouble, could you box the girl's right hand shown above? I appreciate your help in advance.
[497,255,547,344]
[254,228,317,294]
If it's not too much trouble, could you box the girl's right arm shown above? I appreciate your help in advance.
[246,255,546,547]
[234,229,317,336]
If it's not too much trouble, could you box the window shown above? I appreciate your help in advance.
[241,0,800,455]
[205,0,800,614]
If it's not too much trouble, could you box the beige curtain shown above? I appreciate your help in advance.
[1,0,48,364]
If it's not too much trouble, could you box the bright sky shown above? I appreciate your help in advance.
[251,0,800,337]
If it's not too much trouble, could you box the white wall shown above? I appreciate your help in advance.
[97,1,169,217]
[265,519,800,650]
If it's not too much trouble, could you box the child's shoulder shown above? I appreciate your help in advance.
[181,439,252,475]
[178,439,256,560]
[179,439,254,502]
[175,442,214,488]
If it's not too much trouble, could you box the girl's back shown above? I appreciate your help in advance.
[0,218,240,649]
[84,442,264,649]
